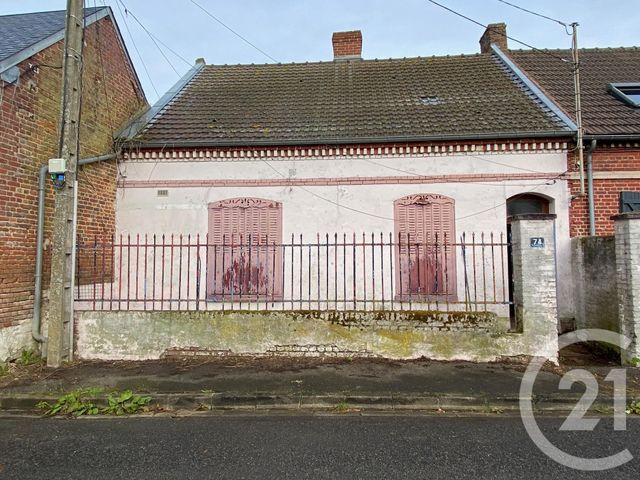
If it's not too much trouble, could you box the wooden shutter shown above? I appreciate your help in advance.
[394,194,456,298]
[207,198,283,299]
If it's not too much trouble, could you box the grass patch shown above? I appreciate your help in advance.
[334,401,349,413]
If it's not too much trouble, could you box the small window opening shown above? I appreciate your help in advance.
[609,83,640,107]
[157,189,169,197]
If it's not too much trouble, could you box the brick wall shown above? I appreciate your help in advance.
[332,31,362,58]
[0,16,147,332]
[569,146,640,237]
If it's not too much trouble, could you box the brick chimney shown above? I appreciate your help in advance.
[480,23,508,53]
[332,30,362,60]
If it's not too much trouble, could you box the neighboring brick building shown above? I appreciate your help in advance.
[506,43,640,236]
[0,7,147,359]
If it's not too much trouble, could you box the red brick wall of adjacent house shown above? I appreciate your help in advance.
[0,16,147,331]
[568,146,640,237]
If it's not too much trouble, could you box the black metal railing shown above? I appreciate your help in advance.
[74,232,510,312]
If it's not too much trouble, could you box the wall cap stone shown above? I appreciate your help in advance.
[611,212,640,221]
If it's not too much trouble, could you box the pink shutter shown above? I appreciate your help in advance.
[394,194,456,298]
[207,198,283,299]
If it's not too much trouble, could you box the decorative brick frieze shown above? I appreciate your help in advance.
[123,140,569,162]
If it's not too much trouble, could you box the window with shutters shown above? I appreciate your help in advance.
[394,194,457,299]
[207,198,283,300]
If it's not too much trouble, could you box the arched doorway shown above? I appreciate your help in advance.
[506,193,552,326]
[507,193,551,217]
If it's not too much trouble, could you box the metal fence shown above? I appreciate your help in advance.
[74,232,511,313]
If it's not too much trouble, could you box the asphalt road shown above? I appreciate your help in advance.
[0,414,638,479]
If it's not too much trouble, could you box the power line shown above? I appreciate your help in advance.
[496,0,569,28]
[424,0,569,62]
[113,0,160,97]
[457,171,566,220]
[115,0,192,71]
[363,157,559,186]
[188,0,278,63]
[255,154,565,222]
[258,157,393,220]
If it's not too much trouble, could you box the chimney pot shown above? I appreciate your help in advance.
[480,23,508,54]
[332,30,363,60]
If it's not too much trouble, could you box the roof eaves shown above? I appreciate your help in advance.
[125,130,573,150]
[0,7,109,74]
[118,62,205,141]
[491,44,578,132]
[584,134,640,142]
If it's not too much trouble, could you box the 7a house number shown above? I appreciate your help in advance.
[530,237,545,248]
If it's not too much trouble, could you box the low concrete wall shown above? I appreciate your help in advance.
[0,319,34,362]
[75,310,552,362]
[572,236,618,333]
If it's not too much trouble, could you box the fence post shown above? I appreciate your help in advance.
[612,212,640,365]
[509,214,558,361]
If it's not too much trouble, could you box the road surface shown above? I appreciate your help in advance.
[0,414,638,479]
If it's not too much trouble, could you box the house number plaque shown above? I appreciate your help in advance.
[530,237,545,248]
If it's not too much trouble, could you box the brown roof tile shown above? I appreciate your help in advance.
[131,54,570,147]
[509,47,640,136]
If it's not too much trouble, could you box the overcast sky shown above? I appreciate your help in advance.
[3,0,639,103]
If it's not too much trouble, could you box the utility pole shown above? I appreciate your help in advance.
[571,22,585,196]
[48,0,84,368]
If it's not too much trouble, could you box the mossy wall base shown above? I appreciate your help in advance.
[75,310,556,362]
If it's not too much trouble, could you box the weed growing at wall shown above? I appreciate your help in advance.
[18,349,42,366]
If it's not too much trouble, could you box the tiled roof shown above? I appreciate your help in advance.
[0,7,104,63]
[509,48,640,136]
[131,54,571,147]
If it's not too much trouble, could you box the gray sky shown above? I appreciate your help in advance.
[3,0,639,103]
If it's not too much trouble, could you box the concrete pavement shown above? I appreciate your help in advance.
[1,354,639,414]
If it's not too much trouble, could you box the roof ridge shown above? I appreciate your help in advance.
[509,46,640,54]
[203,52,488,68]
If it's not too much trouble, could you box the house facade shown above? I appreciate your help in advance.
[0,7,147,360]
[66,28,579,362]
